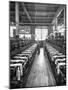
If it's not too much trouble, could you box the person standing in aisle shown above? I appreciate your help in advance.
[37,41,40,54]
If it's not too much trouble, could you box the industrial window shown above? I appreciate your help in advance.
[35,28,48,41]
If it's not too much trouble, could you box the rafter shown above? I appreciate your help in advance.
[19,22,52,26]
[52,5,65,24]
[22,3,32,23]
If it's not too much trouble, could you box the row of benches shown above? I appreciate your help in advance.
[45,43,66,86]
[10,37,35,58]
[46,39,66,54]
[10,43,37,88]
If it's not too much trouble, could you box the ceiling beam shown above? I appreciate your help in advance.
[10,11,54,17]
[10,11,55,15]
[19,16,53,19]
[23,14,54,17]
[32,18,52,20]
[10,9,57,13]
[22,3,32,23]
[20,20,52,22]
[20,19,52,22]
[19,11,55,15]
[10,22,52,26]
[32,17,53,19]
[19,22,52,26]
[20,14,54,17]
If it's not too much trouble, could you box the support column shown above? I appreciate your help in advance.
[15,2,19,36]
[31,26,35,40]
[64,6,66,28]
[64,6,66,39]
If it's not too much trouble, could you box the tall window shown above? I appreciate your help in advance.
[35,28,48,41]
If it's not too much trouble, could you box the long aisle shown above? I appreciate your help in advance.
[26,48,56,87]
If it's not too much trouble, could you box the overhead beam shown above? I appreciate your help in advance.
[10,10,57,13]
[23,10,58,12]
[19,16,53,20]
[10,22,52,26]
[10,11,54,17]
[19,22,52,26]
[19,11,55,15]
[20,14,54,17]
[22,3,32,23]
[20,20,52,22]
[31,19,52,21]
[32,17,53,19]
[10,11,55,16]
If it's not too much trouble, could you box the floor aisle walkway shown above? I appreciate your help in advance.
[26,48,56,87]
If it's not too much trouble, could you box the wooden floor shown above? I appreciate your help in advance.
[26,48,56,87]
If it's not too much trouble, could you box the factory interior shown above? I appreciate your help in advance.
[9,1,66,89]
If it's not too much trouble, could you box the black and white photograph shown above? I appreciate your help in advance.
[9,1,66,89]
